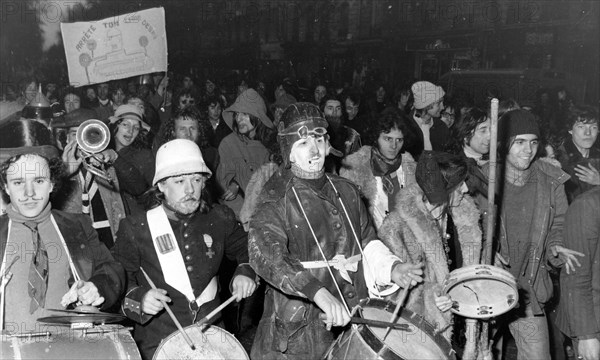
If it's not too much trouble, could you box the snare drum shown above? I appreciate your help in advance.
[153,324,248,360]
[326,298,455,360]
[1,325,141,359]
[443,264,518,319]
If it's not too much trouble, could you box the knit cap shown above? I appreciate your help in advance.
[499,109,540,140]
[411,81,445,109]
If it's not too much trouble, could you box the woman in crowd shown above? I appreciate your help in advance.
[108,104,155,213]
[340,108,417,230]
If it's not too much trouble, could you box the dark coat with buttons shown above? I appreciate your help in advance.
[248,169,376,359]
[112,203,254,360]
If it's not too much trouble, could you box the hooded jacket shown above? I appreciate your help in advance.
[378,182,482,339]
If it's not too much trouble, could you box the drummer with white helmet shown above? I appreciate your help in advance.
[112,139,257,360]
[248,102,424,359]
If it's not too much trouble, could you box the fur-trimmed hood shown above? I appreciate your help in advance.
[378,182,482,339]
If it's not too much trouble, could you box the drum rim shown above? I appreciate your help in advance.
[443,265,519,319]
[354,298,455,360]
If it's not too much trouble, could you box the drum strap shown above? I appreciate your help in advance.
[147,206,195,302]
[301,254,361,284]
[146,206,218,309]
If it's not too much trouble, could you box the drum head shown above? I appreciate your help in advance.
[444,265,518,319]
[153,324,248,360]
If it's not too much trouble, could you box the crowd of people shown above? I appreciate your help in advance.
[0,70,598,360]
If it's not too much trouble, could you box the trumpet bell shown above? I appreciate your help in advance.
[76,119,110,154]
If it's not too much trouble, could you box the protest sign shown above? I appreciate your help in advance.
[61,7,167,87]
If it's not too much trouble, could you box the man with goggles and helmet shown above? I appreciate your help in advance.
[248,102,424,359]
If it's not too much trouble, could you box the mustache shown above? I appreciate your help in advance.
[181,196,200,202]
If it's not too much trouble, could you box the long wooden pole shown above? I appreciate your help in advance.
[484,98,499,265]
[479,98,499,359]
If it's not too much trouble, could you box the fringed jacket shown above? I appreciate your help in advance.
[378,183,482,340]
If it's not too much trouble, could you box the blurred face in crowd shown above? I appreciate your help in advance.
[127,81,137,95]
[112,88,126,106]
[173,116,199,143]
[449,182,469,207]
[376,87,386,102]
[158,173,206,215]
[97,83,109,100]
[345,98,359,121]
[67,126,78,145]
[205,80,215,94]
[235,112,255,136]
[178,94,195,110]
[323,100,342,118]
[114,118,141,151]
[377,128,404,161]
[466,118,491,156]
[63,93,81,114]
[440,107,455,128]
[290,134,328,173]
[208,102,222,121]
[183,76,194,89]
[569,120,599,151]
[427,98,444,118]
[506,134,539,172]
[314,86,326,104]
[24,81,38,103]
[274,85,286,100]
[86,88,97,101]
[4,154,53,218]
[127,97,145,114]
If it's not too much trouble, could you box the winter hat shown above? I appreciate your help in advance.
[411,81,445,109]
[498,109,540,140]
[278,102,342,168]
[416,151,468,205]
[152,139,212,186]
[109,104,150,132]
[51,108,99,128]
[222,88,273,130]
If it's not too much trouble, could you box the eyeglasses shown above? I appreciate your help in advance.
[280,125,327,139]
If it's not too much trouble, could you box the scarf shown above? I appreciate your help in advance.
[463,145,489,166]
[370,147,402,194]
[6,202,52,224]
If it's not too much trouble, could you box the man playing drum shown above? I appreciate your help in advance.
[112,139,257,360]
[248,102,424,359]
[0,144,126,335]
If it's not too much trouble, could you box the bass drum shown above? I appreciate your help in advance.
[326,298,455,360]
[1,325,141,359]
[443,264,518,319]
[153,324,248,360]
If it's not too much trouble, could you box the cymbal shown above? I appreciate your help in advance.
[38,312,125,325]
[46,305,103,314]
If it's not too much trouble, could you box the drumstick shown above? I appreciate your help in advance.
[197,294,236,327]
[139,267,196,351]
[383,285,410,340]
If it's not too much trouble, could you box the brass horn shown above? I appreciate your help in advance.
[75,119,113,183]
[76,119,110,153]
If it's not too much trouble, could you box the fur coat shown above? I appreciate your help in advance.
[340,146,417,230]
[378,182,482,340]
